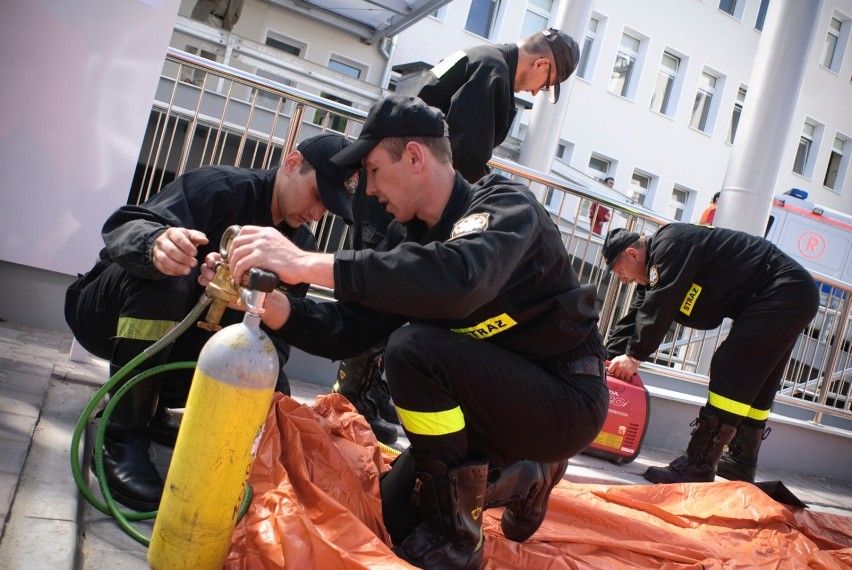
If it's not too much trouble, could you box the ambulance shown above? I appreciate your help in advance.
[765,189,852,286]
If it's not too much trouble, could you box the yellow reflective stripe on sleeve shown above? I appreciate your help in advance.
[708,391,752,419]
[431,51,466,78]
[396,405,465,436]
[116,317,177,341]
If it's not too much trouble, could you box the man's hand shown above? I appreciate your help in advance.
[228,225,335,288]
[607,354,640,381]
[198,252,223,288]
[152,228,208,276]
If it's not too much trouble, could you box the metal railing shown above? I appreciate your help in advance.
[132,47,852,429]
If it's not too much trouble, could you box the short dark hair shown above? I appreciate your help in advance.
[604,177,615,184]
[381,136,452,165]
[712,192,721,204]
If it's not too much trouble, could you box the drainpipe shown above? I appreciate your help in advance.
[518,0,594,200]
[715,0,823,234]
[378,35,398,93]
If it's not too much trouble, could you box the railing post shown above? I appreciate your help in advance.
[813,293,852,423]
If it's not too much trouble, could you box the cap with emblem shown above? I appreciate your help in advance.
[602,228,640,271]
[297,134,356,224]
[541,28,580,103]
[330,95,448,169]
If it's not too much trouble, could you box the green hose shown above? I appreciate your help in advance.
[70,295,254,547]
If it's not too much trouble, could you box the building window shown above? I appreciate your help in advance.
[577,17,599,79]
[609,33,640,97]
[719,0,738,17]
[255,69,295,111]
[313,93,352,132]
[520,0,552,39]
[650,51,680,116]
[466,0,501,39]
[755,0,770,31]
[690,71,717,133]
[430,6,448,20]
[821,17,843,71]
[793,121,816,176]
[668,186,691,222]
[588,154,612,179]
[630,171,651,206]
[727,86,747,144]
[824,136,846,190]
[555,140,574,163]
[265,32,304,56]
[328,57,363,80]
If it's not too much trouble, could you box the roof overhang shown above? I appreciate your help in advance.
[267,0,454,45]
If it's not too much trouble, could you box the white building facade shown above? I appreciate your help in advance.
[389,0,852,220]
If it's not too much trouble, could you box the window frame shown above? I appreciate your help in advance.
[650,50,682,117]
[465,0,503,40]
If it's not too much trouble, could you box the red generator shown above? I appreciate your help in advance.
[582,365,650,464]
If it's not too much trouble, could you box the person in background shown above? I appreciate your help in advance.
[215,95,608,569]
[332,28,583,443]
[699,191,720,224]
[602,225,818,484]
[589,177,614,235]
[181,0,244,84]
[64,134,355,512]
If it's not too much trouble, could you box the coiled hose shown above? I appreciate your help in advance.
[69,295,252,546]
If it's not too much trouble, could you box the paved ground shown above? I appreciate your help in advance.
[1,320,850,569]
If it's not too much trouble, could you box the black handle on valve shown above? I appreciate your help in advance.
[248,268,279,293]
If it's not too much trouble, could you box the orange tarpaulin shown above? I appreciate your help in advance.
[226,394,852,569]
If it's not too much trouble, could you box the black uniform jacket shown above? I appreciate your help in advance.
[278,173,603,364]
[606,223,801,361]
[416,44,518,183]
[99,165,315,297]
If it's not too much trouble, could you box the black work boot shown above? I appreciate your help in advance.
[96,378,164,511]
[644,407,736,484]
[396,458,488,569]
[716,423,770,482]
[486,459,569,542]
[333,350,398,445]
[370,370,400,425]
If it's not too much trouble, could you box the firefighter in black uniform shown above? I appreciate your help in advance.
[602,224,819,484]
[333,28,582,446]
[213,96,608,569]
[64,134,356,512]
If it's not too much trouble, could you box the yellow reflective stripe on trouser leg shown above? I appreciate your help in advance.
[396,405,465,436]
[708,391,753,420]
[116,317,177,341]
[746,407,771,421]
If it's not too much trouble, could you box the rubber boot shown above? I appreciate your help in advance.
[716,423,770,482]
[333,350,398,445]
[644,407,736,484]
[395,458,488,569]
[97,378,164,511]
[486,459,569,542]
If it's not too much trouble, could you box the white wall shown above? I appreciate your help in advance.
[0,0,182,277]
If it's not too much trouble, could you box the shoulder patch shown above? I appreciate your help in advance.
[431,51,467,78]
[649,265,660,287]
[450,213,490,240]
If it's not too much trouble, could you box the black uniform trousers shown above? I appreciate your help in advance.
[708,251,819,420]
[384,324,609,470]
[64,261,291,406]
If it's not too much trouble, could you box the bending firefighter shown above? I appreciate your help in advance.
[602,224,819,484]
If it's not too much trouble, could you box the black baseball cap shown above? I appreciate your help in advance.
[330,95,449,169]
[541,28,580,103]
[297,134,355,224]
[602,228,640,271]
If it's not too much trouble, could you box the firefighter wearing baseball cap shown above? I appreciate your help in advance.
[219,95,608,569]
[333,27,582,447]
[64,134,356,512]
[602,225,819,484]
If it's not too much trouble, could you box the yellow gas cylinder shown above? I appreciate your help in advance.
[148,270,278,570]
